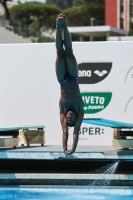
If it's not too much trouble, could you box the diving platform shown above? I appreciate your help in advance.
[0,125,45,148]
[83,118,133,149]
[83,118,133,129]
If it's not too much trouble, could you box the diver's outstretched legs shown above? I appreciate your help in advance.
[62,15,78,78]
[55,15,67,80]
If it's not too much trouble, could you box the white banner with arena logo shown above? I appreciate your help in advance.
[0,42,133,145]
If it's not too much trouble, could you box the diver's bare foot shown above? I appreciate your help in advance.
[59,14,64,17]
[57,14,67,28]
[62,15,67,28]
[56,15,64,28]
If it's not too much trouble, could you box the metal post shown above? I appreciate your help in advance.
[106,32,110,41]
[90,18,95,41]
[80,35,84,41]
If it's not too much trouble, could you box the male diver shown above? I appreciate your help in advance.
[55,14,84,156]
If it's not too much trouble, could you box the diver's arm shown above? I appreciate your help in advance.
[60,113,68,132]
[60,113,68,152]
[74,109,84,132]
[68,109,84,154]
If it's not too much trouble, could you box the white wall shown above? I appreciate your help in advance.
[107,36,133,41]
[0,42,133,145]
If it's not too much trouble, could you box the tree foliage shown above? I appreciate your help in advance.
[8,0,105,41]
[63,0,105,26]
[46,0,73,10]
[9,2,60,30]
[73,0,82,7]
[63,6,87,26]
[0,0,12,20]
[128,22,133,35]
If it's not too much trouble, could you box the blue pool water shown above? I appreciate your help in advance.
[0,187,133,200]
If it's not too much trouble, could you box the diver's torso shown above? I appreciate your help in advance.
[59,82,83,115]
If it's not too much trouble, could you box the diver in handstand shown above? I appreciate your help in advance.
[55,14,84,156]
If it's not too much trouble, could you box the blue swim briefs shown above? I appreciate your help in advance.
[58,73,78,84]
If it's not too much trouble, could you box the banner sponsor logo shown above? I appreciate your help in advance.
[78,62,112,84]
[81,92,112,114]
[79,127,105,141]
[79,126,104,135]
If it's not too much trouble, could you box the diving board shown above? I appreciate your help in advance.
[83,118,133,129]
[0,125,45,148]
[0,125,44,133]
[83,118,133,149]
[0,125,44,137]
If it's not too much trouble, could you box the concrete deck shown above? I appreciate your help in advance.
[0,145,133,186]
[0,145,133,160]
[1,173,133,186]
[1,144,114,152]
[1,186,133,195]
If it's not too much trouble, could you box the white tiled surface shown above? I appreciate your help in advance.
[0,145,132,160]
[0,173,133,180]
[0,151,133,160]
[0,186,133,196]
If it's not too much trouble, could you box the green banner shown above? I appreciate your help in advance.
[81,92,112,114]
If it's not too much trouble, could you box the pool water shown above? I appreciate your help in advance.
[0,187,133,200]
